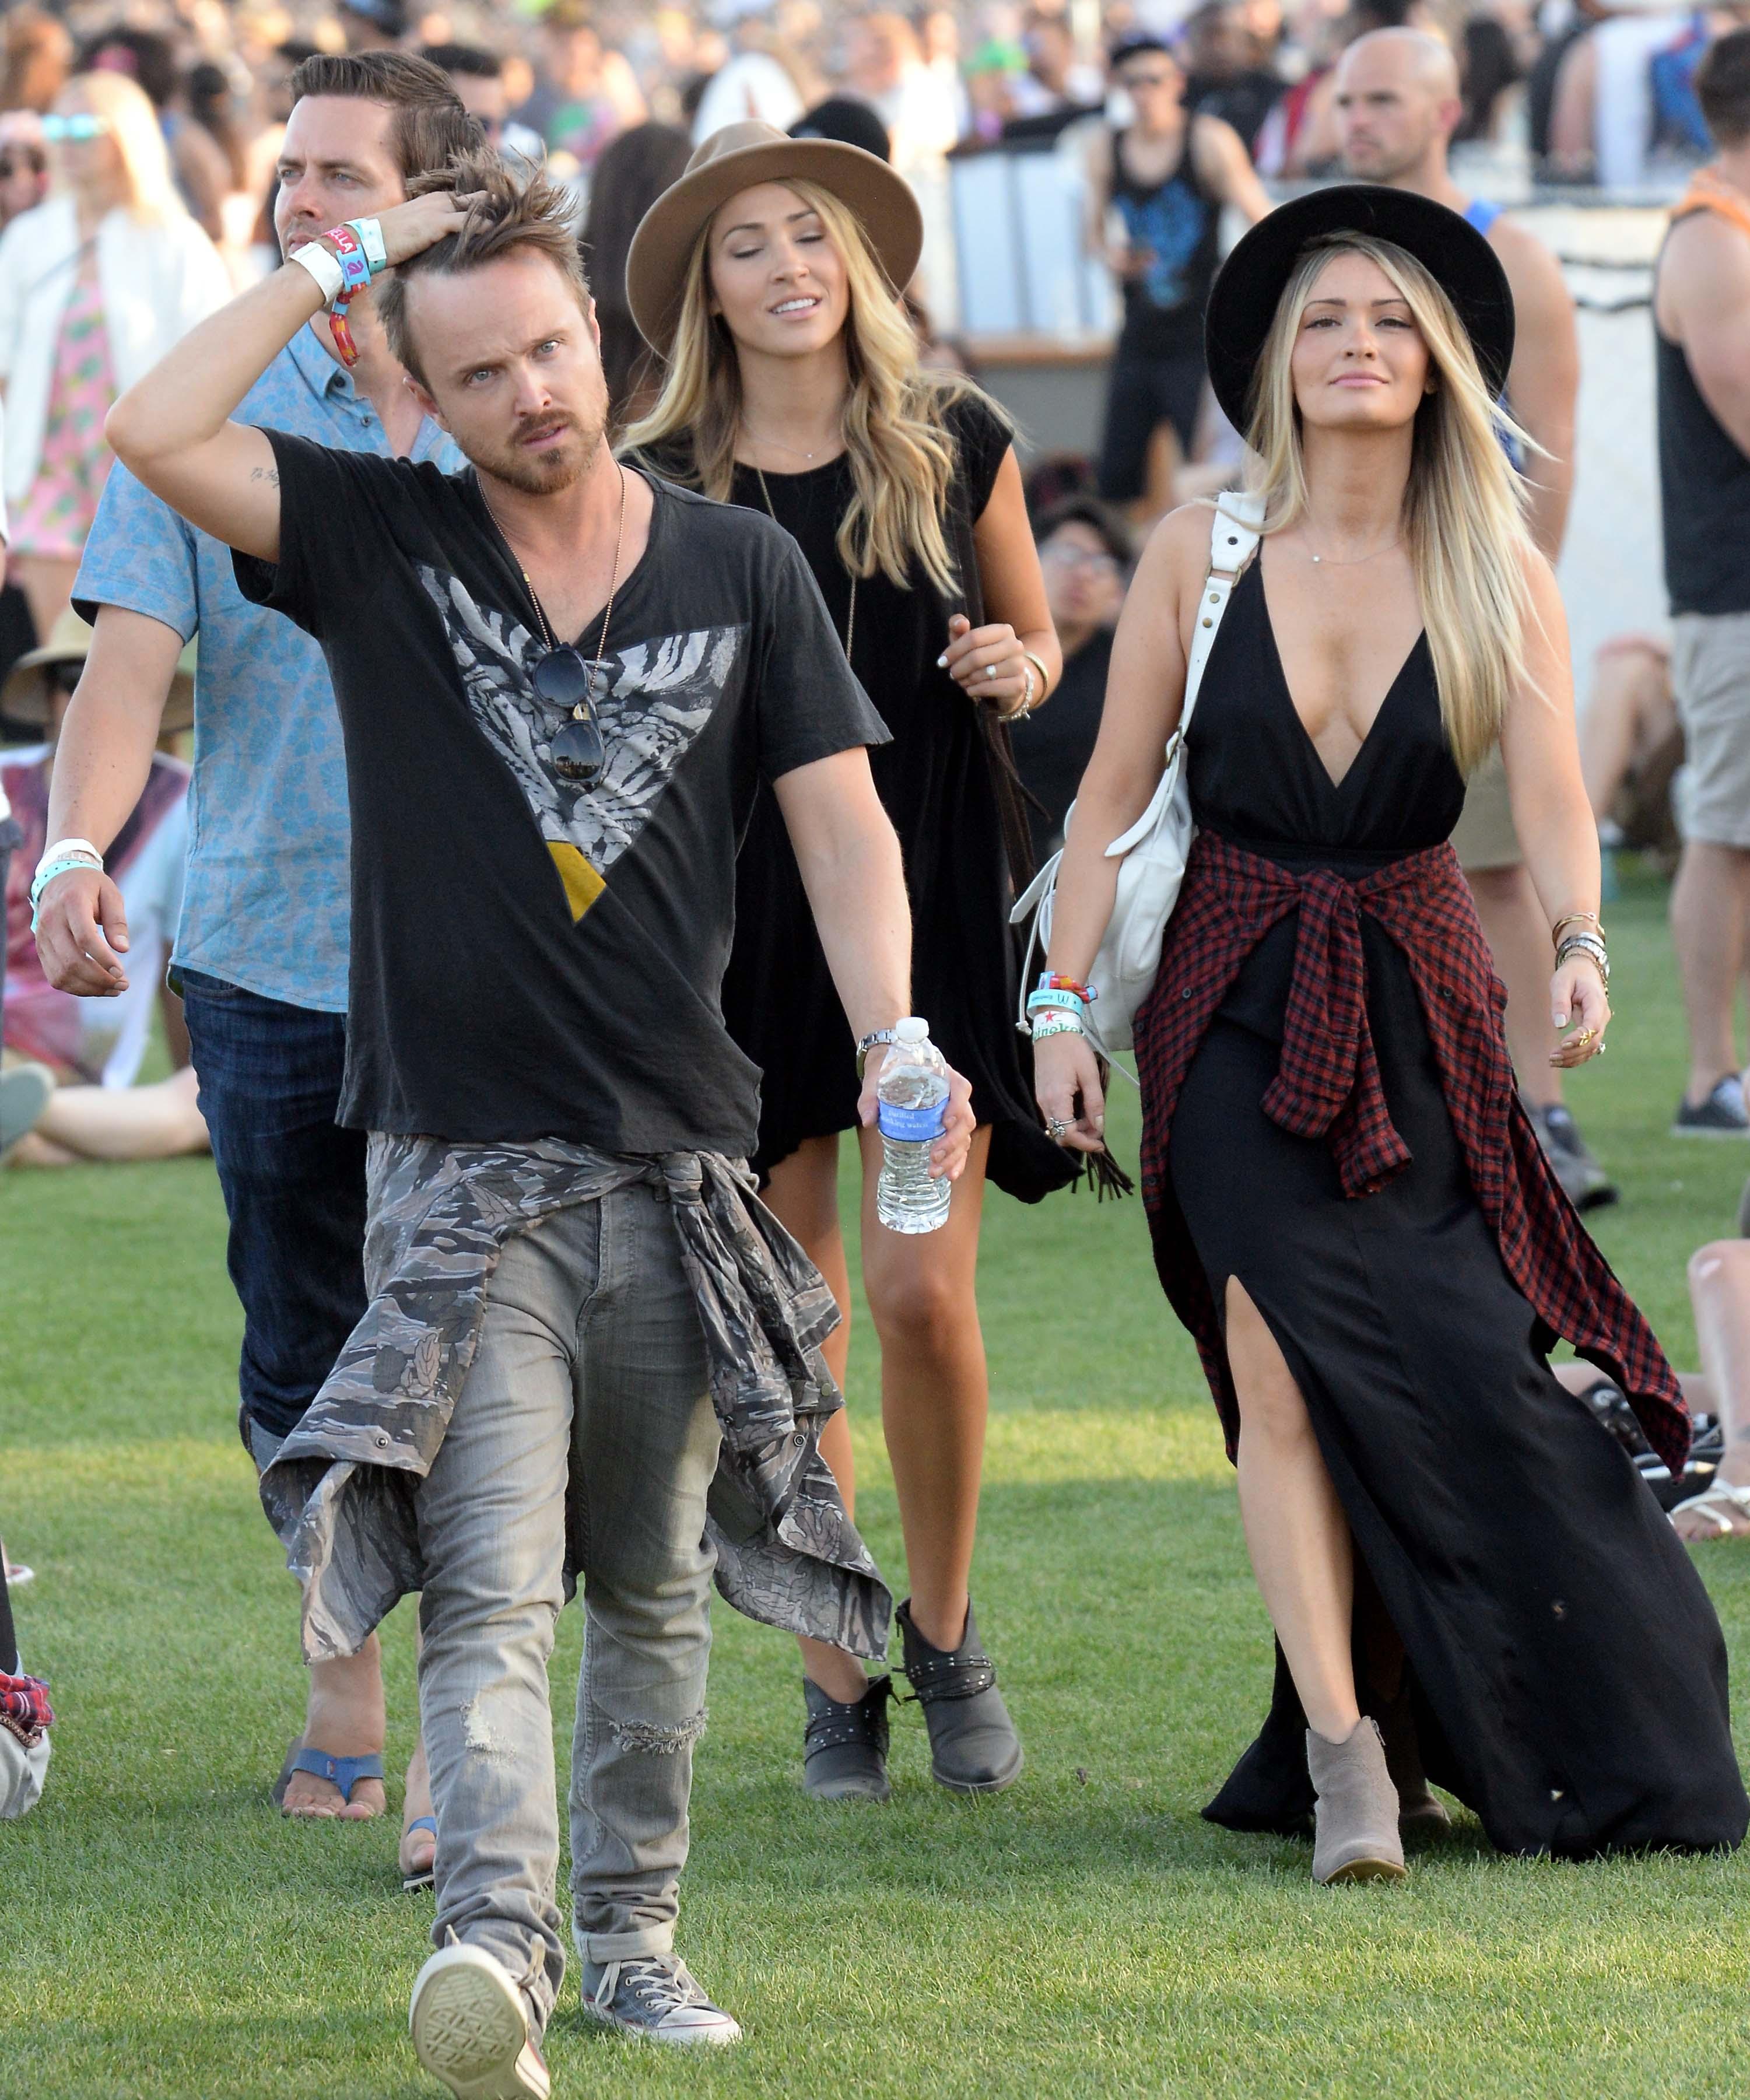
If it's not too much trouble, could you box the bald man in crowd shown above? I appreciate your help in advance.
[1335,27,1609,1206]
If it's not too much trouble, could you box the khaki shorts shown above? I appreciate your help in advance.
[1672,611,1750,849]
[1451,743,1522,872]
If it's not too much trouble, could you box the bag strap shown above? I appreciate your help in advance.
[1173,490,1265,756]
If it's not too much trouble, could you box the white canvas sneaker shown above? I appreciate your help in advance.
[409,1944,550,2099]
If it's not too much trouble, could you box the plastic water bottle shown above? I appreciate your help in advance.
[875,1016,952,1234]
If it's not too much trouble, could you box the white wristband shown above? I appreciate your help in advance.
[37,837,103,874]
[289,241,345,304]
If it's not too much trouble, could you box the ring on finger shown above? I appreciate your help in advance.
[1047,1116,1074,1140]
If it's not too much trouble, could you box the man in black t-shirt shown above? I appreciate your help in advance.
[105,154,974,2096]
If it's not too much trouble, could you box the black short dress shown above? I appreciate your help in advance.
[1169,559,1747,1856]
[714,392,1072,1201]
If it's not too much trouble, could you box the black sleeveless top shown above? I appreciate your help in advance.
[1186,559,1465,1040]
[1110,125,1222,362]
[1656,301,1750,616]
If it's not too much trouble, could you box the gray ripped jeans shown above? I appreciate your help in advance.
[415,1177,720,2034]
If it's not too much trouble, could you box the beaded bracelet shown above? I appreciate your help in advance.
[1036,972,1096,1003]
[1031,1012,1085,1041]
[1026,988,1085,1016]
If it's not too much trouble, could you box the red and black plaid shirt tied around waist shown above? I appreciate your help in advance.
[1134,830,1688,1473]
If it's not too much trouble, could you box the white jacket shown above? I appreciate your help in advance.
[0,194,230,507]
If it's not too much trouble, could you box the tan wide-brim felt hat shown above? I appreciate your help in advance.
[1,609,196,732]
[626,120,924,355]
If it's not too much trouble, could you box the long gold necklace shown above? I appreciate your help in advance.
[750,458,855,668]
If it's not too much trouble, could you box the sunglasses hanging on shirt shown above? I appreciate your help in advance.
[485,461,629,791]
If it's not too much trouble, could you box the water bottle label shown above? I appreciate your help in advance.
[879,1100,946,1142]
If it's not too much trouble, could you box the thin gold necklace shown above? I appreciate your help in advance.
[742,420,837,464]
[1303,532,1401,567]
[752,460,855,667]
[483,458,628,706]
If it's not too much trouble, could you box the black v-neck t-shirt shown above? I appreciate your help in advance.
[233,432,889,1154]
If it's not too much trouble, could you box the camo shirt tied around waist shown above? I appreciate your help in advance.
[1132,829,1689,1474]
[259,1134,891,1664]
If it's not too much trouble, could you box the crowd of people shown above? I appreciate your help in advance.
[4,2,1750,2095]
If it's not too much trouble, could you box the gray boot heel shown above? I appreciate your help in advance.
[1306,1717,1408,1884]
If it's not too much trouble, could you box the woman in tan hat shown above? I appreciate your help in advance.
[625,121,1065,1805]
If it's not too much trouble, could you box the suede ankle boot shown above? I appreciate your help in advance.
[897,1598,1023,1794]
[1306,1717,1408,1884]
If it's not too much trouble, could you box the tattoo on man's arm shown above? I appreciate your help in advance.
[248,466,280,486]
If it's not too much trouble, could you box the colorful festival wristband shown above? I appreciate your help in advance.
[346,216,388,275]
[1026,988,1086,1016]
[323,222,373,295]
[1030,1012,1085,1041]
[328,293,361,369]
[1036,972,1095,1003]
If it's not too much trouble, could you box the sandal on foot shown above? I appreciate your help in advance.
[402,1814,438,1892]
[1671,1478,1750,1538]
[898,1598,1023,1794]
[1307,1718,1407,1884]
[271,1739,385,1813]
[802,1674,892,1803]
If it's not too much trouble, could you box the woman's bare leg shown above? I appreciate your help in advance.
[1226,1277,1361,1741]
[856,1123,992,1655]
[761,1134,868,1702]
[1678,1242,1750,1538]
[28,1065,209,1162]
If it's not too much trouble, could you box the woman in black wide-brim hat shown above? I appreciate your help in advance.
[1036,185,1748,1879]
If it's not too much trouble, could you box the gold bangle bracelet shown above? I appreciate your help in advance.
[1024,649,1051,702]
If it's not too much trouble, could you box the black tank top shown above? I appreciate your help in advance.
[1656,257,1750,615]
[1109,125,1221,362]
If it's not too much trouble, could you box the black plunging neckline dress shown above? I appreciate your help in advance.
[1170,561,1745,1856]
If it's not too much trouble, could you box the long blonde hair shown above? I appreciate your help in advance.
[57,71,181,223]
[623,177,988,594]
[1246,232,1535,776]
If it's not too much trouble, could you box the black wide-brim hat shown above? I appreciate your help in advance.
[1204,184,1515,437]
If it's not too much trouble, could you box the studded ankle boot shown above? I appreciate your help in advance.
[897,1598,1023,1794]
[802,1674,893,1803]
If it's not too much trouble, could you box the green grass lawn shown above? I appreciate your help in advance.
[6,864,1750,2099]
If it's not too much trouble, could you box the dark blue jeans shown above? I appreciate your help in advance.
[179,968,367,1443]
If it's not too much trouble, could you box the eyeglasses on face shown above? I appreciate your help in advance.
[0,148,47,178]
[532,646,605,787]
[43,114,111,142]
[1043,542,1120,579]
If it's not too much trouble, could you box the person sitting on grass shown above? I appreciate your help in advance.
[0,1534,52,1819]
[1555,1236,1750,1540]
[3,613,194,1097]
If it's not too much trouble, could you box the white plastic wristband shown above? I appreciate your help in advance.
[37,836,103,874]
[289,241,345,304]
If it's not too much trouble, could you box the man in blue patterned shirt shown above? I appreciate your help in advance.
[34,52,474,1875]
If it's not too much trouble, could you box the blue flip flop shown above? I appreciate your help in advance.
[272,1739,385,1812]
[401,1815,438,1894]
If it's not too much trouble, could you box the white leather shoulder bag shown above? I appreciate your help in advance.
[1011,489,1265,1055]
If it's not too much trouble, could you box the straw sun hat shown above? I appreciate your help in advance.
[1,609,195,732]
[625,120,924,355]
